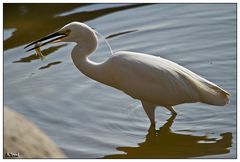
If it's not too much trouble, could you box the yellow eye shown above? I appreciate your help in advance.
[65,29,71,35]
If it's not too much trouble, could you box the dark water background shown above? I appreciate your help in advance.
[4,4,236,158]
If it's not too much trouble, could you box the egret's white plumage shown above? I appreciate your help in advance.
[25,22,230,125]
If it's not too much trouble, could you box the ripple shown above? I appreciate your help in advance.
[39,61,62,70]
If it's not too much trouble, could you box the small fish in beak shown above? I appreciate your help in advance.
[24,30,69,60]
[35,42,45,60]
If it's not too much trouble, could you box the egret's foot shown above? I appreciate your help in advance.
[171,110,177,116]
[150,121,156,126]
[148,123,156,132]
[150,122,156,129]
[166,106,177,116]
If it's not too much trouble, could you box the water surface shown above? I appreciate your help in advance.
[4,3,236,158]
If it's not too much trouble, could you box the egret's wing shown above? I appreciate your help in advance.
[108,52,199,106]
[108,51,229,106]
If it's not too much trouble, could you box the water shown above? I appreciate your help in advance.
[4,4,236,158]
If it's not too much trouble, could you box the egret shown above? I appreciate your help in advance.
[25,22,230,125]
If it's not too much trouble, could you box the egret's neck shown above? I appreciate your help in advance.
[71,45,111,85]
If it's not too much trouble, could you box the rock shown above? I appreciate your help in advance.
[4,106,65,158]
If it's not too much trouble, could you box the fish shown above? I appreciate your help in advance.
[35,42,44,60]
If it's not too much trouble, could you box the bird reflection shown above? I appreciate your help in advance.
[104,114,232,158]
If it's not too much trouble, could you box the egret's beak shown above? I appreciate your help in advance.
[24,31,68,52]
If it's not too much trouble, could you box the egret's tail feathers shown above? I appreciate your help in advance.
[198,82,230,106]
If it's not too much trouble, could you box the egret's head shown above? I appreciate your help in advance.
[59,22,97,44]
[25,22,98,52]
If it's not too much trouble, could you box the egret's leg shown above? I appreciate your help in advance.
[165,106,177,116]
[141,101,156,125]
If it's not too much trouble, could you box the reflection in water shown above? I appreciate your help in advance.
[106,29,138,39]
[13,44,66,63]
[39,61,62,70]
[4,28,16,41]
[4,3,150,50]
[104,115,232,158]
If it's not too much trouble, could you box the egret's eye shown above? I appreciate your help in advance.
[65,29,71,35]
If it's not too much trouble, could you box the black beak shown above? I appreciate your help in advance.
[24,31,67,52]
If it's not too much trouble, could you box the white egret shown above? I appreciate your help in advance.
[25,22,230,125]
